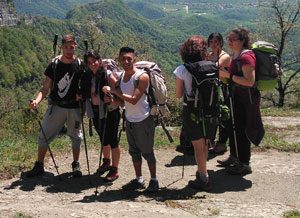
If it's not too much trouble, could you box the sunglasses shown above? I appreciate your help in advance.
[226,36,240,42]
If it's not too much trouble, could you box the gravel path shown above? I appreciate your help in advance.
[1,116,300,217]
[1,147,300,218]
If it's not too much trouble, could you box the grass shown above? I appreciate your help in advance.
[13,212,33,218]
[283,210,300,218]
[0,124,180,179]
[208,208,220,215]
[259,125,300,152]
[261,107,300,117]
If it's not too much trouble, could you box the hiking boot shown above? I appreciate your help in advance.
[122,179,146,191]
[96,158,111,176]
[227,162,252,175]
[217,155,236,167]
[210,142,227,154]
[104,167,119,182]
[72,161,82,178]
[188,176,212,191]
[145,179,159,193]
[26,161,44,177]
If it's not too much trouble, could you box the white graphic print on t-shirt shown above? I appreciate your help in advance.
[58,72,75,98]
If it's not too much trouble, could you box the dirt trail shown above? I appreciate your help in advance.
[0,116,300,218]
[0,148,300,218]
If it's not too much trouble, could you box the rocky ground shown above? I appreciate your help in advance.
[0,116,300,218]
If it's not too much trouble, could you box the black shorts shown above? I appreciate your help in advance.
[182,105,217,141]
[92,105,121,148]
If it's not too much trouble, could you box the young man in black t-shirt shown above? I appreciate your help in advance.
[27,35,84,178]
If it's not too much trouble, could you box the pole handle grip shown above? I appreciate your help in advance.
[84,39,88,51]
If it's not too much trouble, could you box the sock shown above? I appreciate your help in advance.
[150,178,158,181]
[136,176,144,183]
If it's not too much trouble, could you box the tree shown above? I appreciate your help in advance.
[257,0,300,107]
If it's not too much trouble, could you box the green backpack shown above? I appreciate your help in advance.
[237,41,280,91]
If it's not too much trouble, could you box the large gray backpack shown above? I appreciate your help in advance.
[133,61,173,142]
[133,61,169,116]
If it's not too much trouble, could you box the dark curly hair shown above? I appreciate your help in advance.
[179,35,207,63]
[84,50,107,97]
[231,27,252,49]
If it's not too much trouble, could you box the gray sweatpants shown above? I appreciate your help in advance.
[38,105,82,150]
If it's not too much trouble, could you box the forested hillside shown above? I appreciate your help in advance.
[14,0,100,19]
[0,24,51,87]
[65,0,183,70]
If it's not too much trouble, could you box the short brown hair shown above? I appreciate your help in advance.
[179,35,207,63]
[62,35,76,45]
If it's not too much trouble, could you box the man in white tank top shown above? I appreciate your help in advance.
[103,47,159,192]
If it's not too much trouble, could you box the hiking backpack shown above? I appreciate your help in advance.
[132,61,173,142]
[133,61,169,116]
[184,60,220,122]
[237,41,280,91]
[102,58,120,74]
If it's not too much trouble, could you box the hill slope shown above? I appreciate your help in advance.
[0,24,51,87]
[14,0,100,19]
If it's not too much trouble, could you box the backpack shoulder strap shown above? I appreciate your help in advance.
[50,56,61,92]
[236,49,252,72]
[114,71,125,90]
[183,62,194,74]
[133,70,146,88]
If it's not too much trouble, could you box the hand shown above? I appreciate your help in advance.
[76,94,83,101]
[29,99,37,110]
[275,64,282,76]
[219,67,229,78]
[102,86,111,95]
[104,95,112,103]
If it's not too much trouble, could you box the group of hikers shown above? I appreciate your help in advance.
[26,26,265,193]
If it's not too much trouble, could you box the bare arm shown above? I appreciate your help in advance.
[218,53,231,81]
[104,73,149,105]
[175,77,184,99]
[219,53,231,68]
[29,76,52,109]
[107,73,125,107]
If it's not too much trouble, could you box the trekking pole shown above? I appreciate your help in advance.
[53,34,58,57]
[158,111,174,143]
[95,105,108,196]
[182,132,186,178]
[30,99,61,180]
[79,100,92,184]
[227,84,239,161]
[84,39,88,51]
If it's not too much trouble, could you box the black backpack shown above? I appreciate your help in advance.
[184,61,220,122]
[237,41,280,91]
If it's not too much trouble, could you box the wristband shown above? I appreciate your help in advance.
[229,74,234,83]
